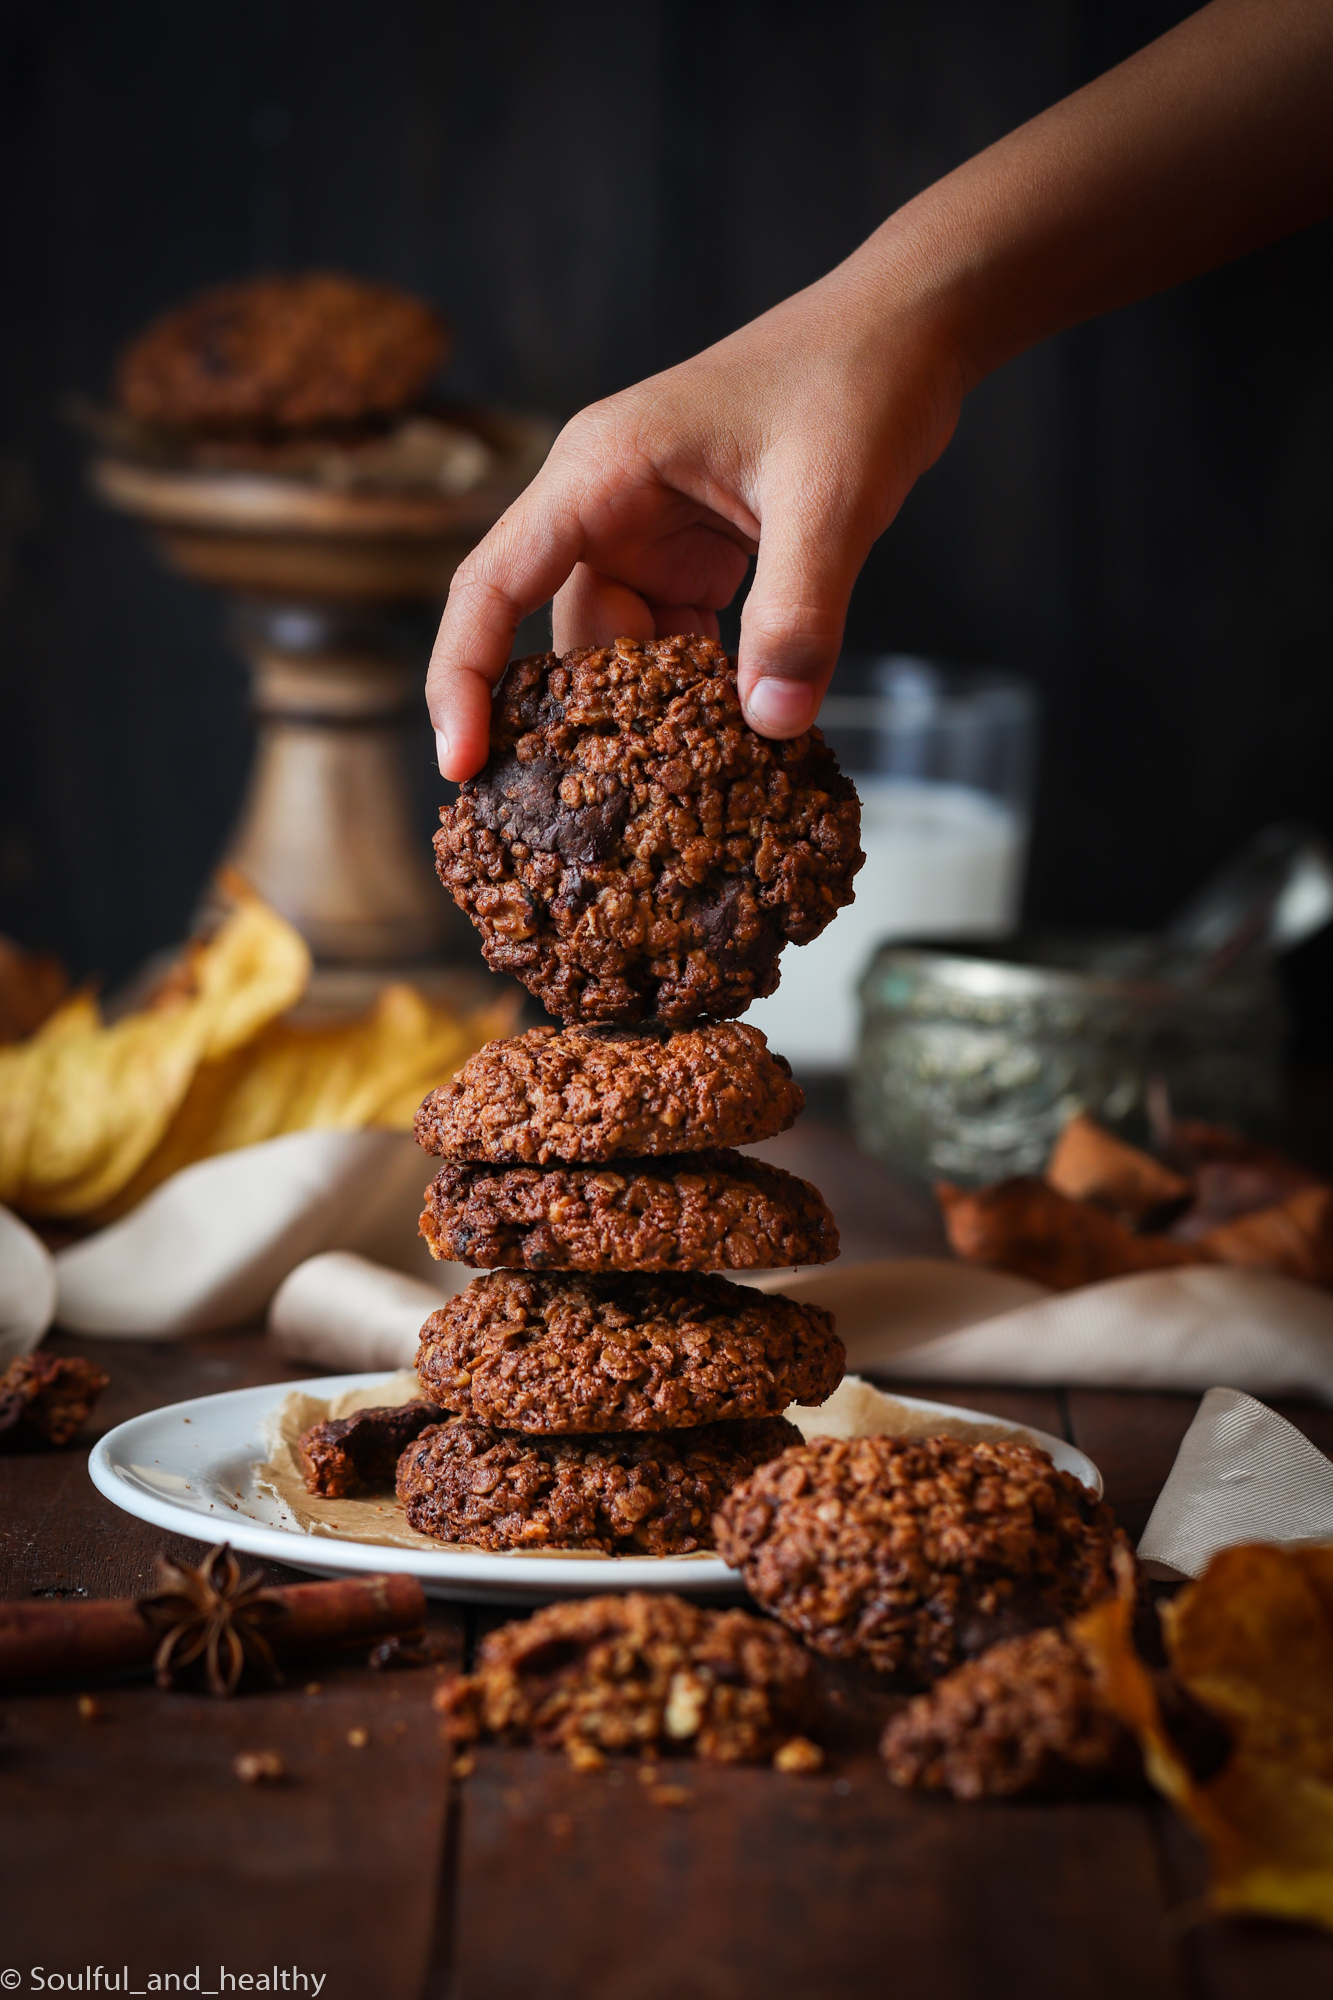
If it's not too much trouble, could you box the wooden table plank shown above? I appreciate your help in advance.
[443,1744,1185,2000]
[0,1328,464,2000]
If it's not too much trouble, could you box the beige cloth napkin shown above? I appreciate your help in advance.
[747,1259,1333,1403]
[1138,1386,1333,1579]
[269,1252,465,1370]
[52,1129,449,1338]
[0,1206,57,1362]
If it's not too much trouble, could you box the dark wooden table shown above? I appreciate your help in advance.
[3,1114,1332,2000]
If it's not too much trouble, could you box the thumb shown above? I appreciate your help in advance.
[735,486,868,737]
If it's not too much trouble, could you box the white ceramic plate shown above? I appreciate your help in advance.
[88,1372,1102,1605]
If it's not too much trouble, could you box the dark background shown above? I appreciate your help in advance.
[2,0,1331,1044]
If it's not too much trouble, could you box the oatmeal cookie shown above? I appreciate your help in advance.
[713,1434,1123,1682]
[880,1625,1136,1798]
[296,1400,446,1498]
[415,1020,802,1164]
[116,273,449,435]
[433,637,863,1024]
[396,1415,800,1554]
[436,1591,820,1764]
[0,1353,109,1451]
[414,1270,844,1431]
[420,1148,838,1272]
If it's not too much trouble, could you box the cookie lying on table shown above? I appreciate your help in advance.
[714,1432,1125,1684]
[435,1590,823,1769]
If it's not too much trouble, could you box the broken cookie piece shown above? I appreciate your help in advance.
[296,1400,447,1498]
[880,1624,1138,1799]
[0,1352,109,1451]
[435,1590,820,1765]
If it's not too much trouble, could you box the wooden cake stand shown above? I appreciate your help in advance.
[92,409,551,965]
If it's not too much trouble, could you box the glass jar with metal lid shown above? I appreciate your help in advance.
[852,935,1285,1187]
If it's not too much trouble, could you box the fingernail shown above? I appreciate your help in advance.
[435,728,451,773]
[744,677,817,737]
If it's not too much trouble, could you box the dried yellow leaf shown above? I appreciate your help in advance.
[1076,1543,1333,1931]
[6,879,309,1217]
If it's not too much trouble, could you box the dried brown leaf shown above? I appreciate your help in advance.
[1045,1114,1191,1224]
[936,1177,1207,1291]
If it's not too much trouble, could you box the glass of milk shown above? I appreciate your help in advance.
[746,656,1037,1071]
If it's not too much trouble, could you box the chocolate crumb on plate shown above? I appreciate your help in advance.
[296,1400,447,1498]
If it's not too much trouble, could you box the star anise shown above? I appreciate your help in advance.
[136,1544,288,1696]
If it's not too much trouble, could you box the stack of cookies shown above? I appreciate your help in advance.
[394,635,864,1557]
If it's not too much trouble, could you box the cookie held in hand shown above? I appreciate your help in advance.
[433,637,863,1025]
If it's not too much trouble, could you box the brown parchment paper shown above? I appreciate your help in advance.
[788,1375,1034,1450]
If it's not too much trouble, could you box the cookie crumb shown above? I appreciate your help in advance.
[234,1749,286,1785]
[773,1736,824,1774]
[346,1726,369,1749]
[647,1783,693,1809]
[76,1694,103,1722]
[565,1738,606,1773]
[451,1752,476,1779]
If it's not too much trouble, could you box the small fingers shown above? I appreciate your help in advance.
[552,568,722,652]
[426,482,590,778]
[736,484,868,737]
[652,605,721,642]
[552,568,656,652]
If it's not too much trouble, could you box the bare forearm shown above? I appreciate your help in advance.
[873,0,1333,391]
[429,0,1333,770]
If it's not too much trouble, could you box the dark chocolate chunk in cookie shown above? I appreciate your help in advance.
[420,1149,838,1273]
[414,1269,844,1433]
[414,1020,803,1164]
[297,1400,447,1498]
[396,1415,801,1554]
[433,637,863,1025]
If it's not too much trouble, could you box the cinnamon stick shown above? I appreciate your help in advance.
[0,1571,426,1688]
